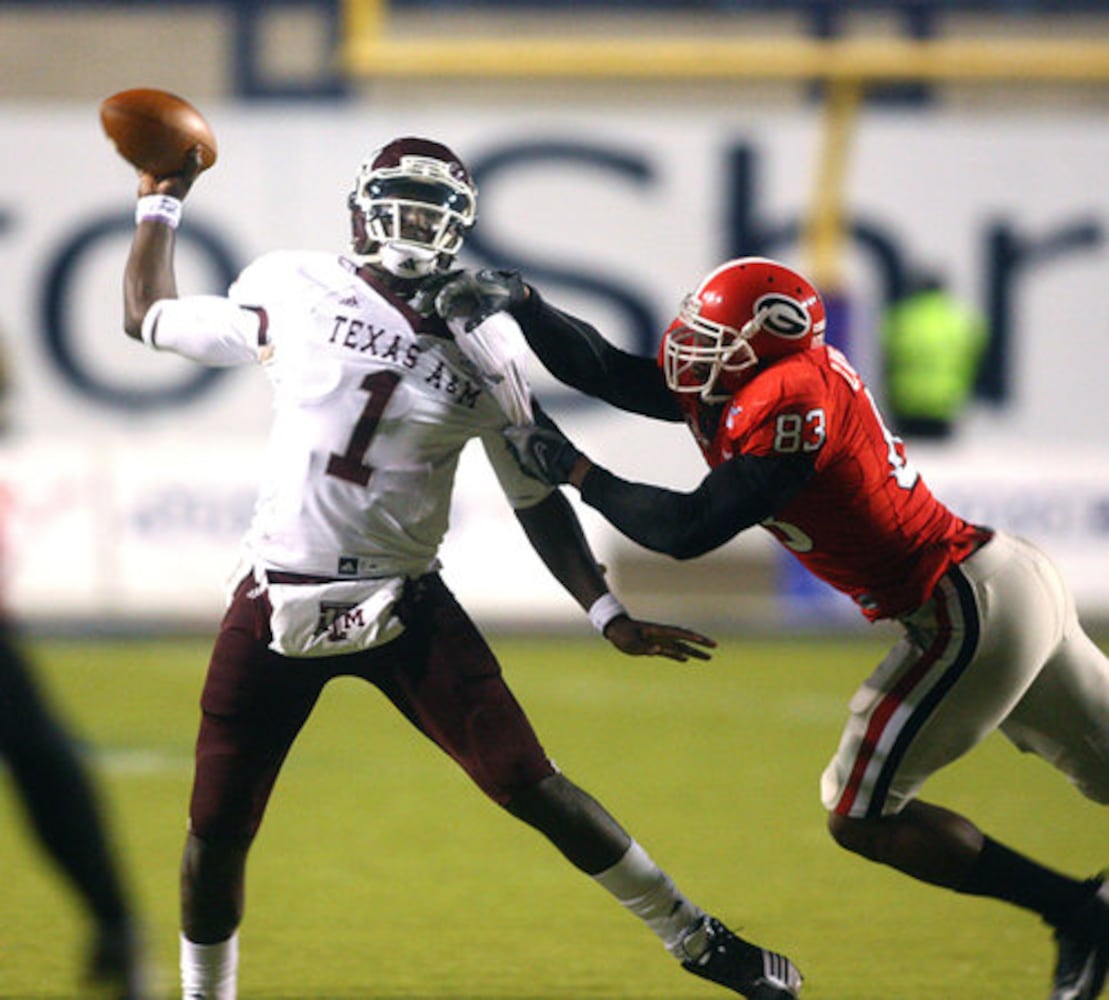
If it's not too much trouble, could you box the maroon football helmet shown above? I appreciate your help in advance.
[348,136,477,277]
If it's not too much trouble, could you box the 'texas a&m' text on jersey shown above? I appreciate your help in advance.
[139,251,551,580]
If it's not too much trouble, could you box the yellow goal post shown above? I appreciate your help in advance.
[339,0,1109,290]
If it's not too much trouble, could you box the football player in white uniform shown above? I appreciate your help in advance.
[121,137,803,1000]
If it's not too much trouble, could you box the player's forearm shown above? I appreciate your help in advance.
[577,453,815,560]
[514,491,608,611]
[577,467,729,560]
[512,289,681,421]
[124,221,178,339]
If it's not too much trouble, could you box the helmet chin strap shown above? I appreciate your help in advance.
[378,241,443,278]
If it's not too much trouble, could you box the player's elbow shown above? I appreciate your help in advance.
[628,498,729,561]
[124,293,165,342]
[668,537,714,561]
[123,310,145,341]
[645,525,720,561]
[123,282,149,340]
[123,271,171,341]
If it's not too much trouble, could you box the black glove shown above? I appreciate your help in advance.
[505,407,582,485]
[435,269,527,332]
[408,268,465,318]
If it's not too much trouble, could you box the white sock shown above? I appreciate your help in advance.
[180,931,239,1000]
[592,841,705,957]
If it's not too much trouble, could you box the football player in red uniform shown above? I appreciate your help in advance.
[447,258,1109,1000]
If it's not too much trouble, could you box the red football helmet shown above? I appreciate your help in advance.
[661,257,827,403]
[348,136,477,278]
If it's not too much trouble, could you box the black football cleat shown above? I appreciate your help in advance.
[1049,878,1109,1000]
[680,915,802,999]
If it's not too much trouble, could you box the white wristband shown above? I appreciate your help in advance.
[135,194,183,229]
[588,592,627,634]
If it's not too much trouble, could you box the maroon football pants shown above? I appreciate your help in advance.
[188,573,556,841]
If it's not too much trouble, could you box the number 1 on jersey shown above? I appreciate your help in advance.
[326,371,401,486]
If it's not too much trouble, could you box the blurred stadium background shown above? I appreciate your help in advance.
[0,5,1106,998]
[0,0,1107,636]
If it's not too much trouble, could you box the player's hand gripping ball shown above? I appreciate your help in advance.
[99,88,218,177]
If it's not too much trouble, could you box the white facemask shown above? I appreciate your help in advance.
[377,241,442,278]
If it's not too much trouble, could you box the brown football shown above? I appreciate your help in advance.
[99,88,218,177]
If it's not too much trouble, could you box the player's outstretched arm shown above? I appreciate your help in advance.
[435,270,680,421]
[511,286,682,421]
[507,416,814,559]
[123,146,204,340]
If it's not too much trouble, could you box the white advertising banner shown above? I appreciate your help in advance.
[0,103,1105,626]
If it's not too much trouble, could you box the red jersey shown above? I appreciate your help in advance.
[677,345,984,620]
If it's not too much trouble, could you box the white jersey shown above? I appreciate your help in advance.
[142,250,552,579]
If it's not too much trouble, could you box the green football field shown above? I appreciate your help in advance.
[1,632,1104,999]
